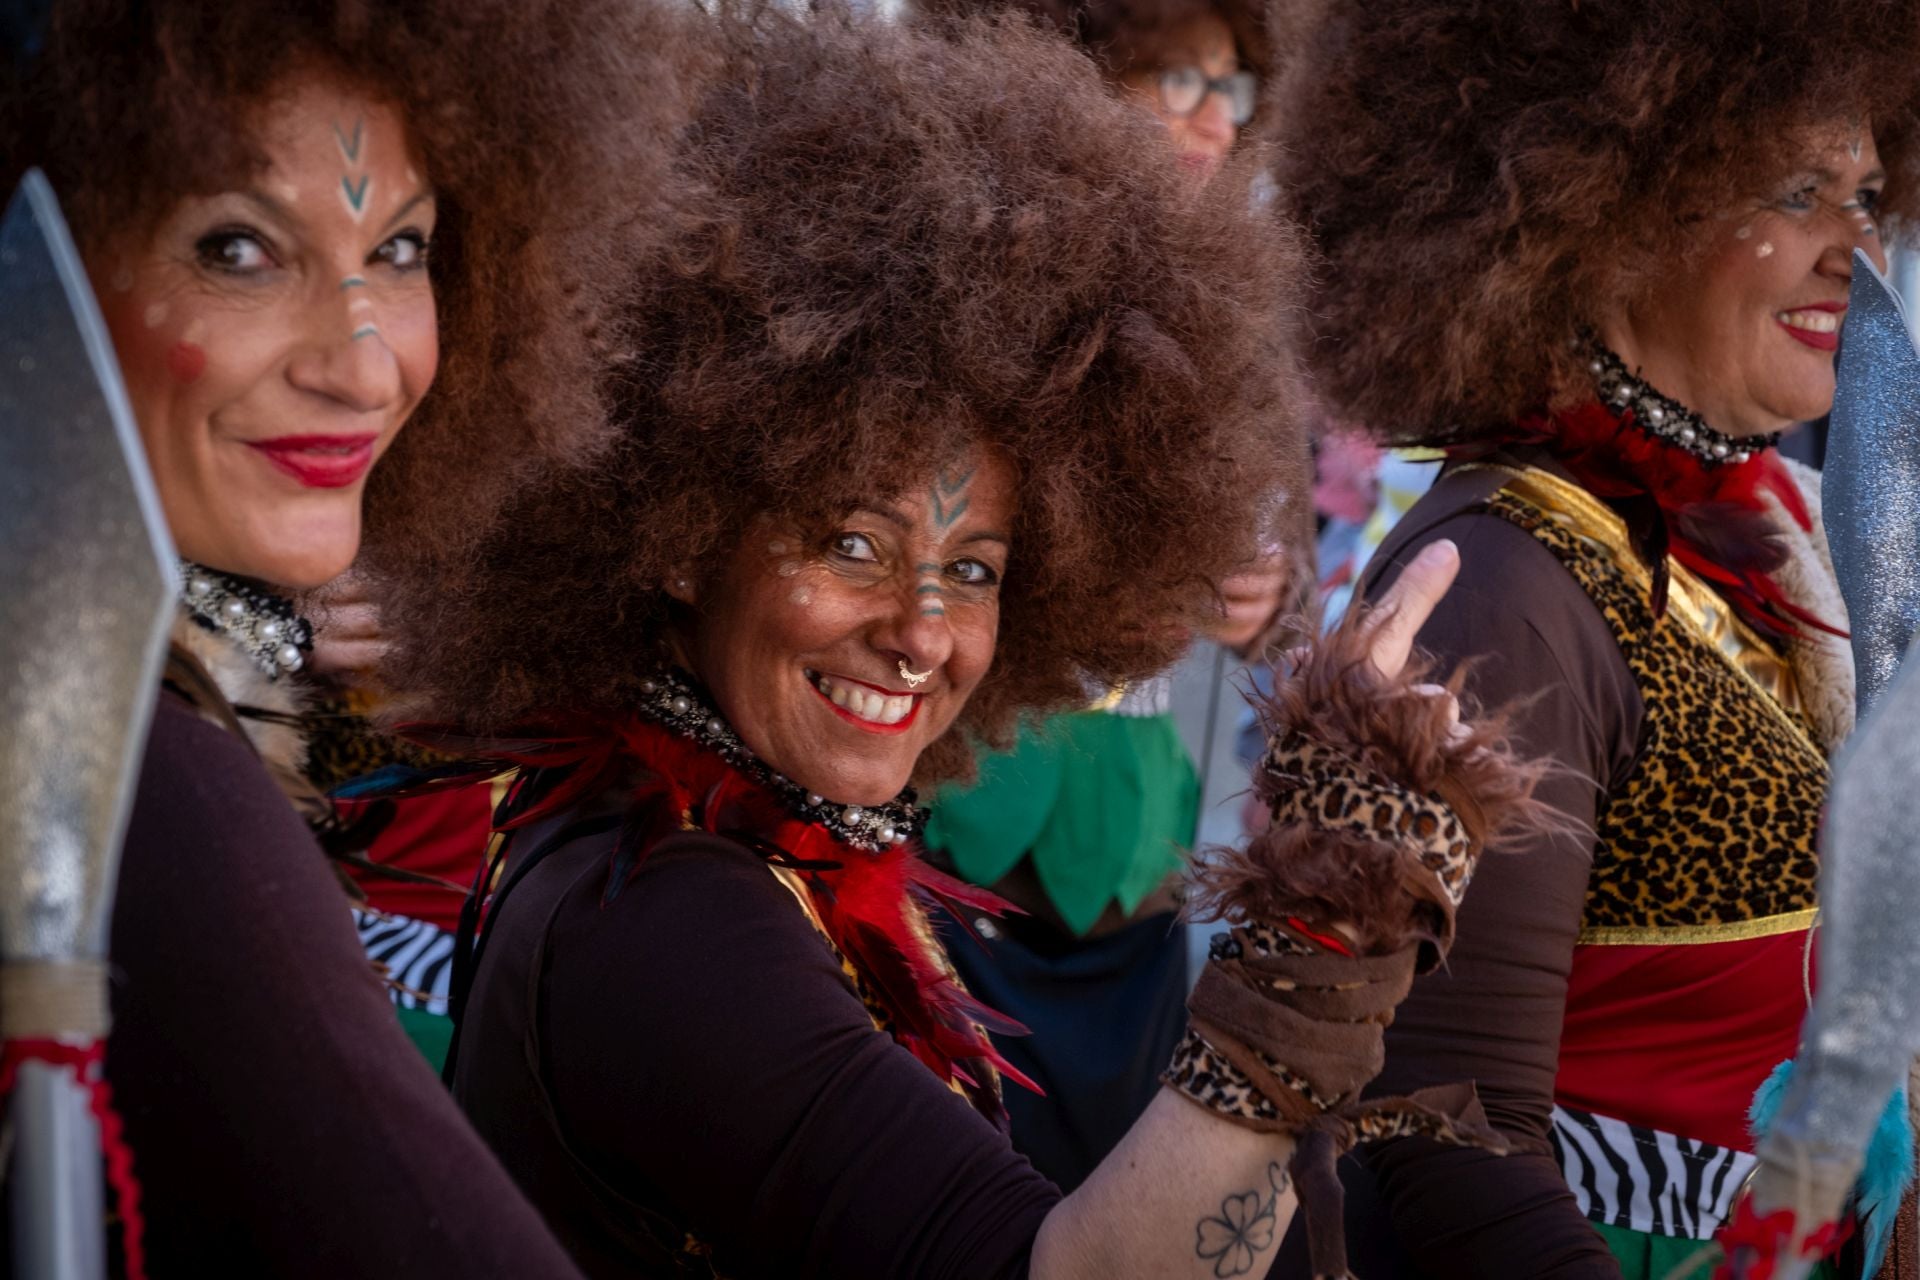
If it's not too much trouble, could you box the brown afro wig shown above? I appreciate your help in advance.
[1270,0,1920,443]
[2,0,701,564]
[376,7,1309,784]
[918,0,1271,82]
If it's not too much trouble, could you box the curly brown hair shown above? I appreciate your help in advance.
[920,0,1271,80]
[1270,0,1920,443]
[2,0,697,561]
[377,8,1307,783]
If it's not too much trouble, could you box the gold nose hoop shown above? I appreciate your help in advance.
[898,659,931,688]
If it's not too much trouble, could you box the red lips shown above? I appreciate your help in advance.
[1776,301,1846,354]
[246,434,379,488]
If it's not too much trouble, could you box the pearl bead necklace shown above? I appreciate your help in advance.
[179,561,313,679]
[1584,341,1780,467]
[634,668,921,852]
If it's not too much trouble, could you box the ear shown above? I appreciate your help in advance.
[664,570,697,605]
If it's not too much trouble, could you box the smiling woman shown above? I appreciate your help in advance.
[365,9,1549,1280]
[1265,0,1920,1274]
[0,0,692,1273]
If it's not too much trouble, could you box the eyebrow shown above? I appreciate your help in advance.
[378,189,436,234]
[1809,166,1886,186]
[857,505,1009,548]
[232,184,435,236]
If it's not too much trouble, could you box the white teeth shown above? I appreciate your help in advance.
[813,674,914,726]
[1777,310,1841,333]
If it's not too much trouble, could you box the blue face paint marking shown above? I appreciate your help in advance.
[351,324,379,341]
[332,119,364,163]
[340,275,367,290]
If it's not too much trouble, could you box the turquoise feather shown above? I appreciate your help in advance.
[1749,1059,1914,1275]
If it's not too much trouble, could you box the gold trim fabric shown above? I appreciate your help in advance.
[1476,466,1827,947]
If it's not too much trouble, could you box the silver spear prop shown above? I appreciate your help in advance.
[0,170,176,1278]
[1727,248,1920,1278]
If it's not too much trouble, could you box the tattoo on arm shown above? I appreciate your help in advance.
[1194,1162,1291,1278]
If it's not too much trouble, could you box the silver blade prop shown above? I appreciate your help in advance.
[1824,248,1920,716]
[0,170,176,1279]
[1728,249,1920,1278]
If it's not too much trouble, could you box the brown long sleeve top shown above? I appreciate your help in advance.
[102,693,582,1278]
[451,822,1062,1278]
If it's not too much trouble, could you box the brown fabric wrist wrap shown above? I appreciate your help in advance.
[1172,607,1548,1277]
[1167,922,1508,1279]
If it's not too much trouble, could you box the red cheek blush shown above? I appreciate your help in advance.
[166,341,207,384]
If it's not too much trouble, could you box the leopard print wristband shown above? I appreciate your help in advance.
[1262,733,1475,911]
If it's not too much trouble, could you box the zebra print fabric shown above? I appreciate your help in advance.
[1550,1104,1756,1240]
[353,908,455,1016]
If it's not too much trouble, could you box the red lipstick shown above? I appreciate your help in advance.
[246,434,379,489]
[1776,301,1846,353]
[806,671,923,736]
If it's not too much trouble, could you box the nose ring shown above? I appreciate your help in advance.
[899,659,931,688]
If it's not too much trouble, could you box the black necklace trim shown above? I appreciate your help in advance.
[633,668,922,853]
[178,560,313,679]
[1584,342,1780,467]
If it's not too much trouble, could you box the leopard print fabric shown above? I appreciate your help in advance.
[1488,492,1825,935]
[1263,735,1475,910]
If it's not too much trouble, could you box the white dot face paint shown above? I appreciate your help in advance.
[776,561,802,578]
[142,301,168,328]
[1757,241,1775,259]
[1735,224,1754,240]
[768,539,790,556]
[110,268,135,293]
[789,586,813,607]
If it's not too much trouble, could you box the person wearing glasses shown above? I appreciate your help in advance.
[904,0,1298,1198]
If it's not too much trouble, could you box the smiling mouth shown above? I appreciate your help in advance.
[1776,307,1843,352]
[806,670,921,732]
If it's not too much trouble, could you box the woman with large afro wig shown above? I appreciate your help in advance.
[896,0,1295,1198]
[1266,1,1920,1276]
[367,6,1544,1278]
[0,0,691,1271]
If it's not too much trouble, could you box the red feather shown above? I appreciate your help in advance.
[608,718,1039,1112]
[1475,403,1845,640]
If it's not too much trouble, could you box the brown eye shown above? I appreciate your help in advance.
[194,229,274,274]
[375,230,431,272]
[830,532,879,562]
[948,558,998,586]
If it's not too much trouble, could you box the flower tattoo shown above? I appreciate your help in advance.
[1194,1162,1289,1277]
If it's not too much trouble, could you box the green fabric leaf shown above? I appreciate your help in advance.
[925,709,1197,936]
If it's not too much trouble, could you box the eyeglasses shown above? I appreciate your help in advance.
[1155,66,1258,126]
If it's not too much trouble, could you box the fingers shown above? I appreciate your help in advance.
[1365,539,1459,681]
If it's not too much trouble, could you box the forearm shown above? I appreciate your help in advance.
[1032,1090,1298,1280]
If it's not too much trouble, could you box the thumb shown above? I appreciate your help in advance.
[1365,539,1460,680]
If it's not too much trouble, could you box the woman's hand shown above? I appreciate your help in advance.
[1362,538,1460,681]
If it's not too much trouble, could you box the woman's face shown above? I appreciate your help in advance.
[1599,125,1887,438]
[1114,12,1242,182]
[91,74,437,591]
[677,451,1015,806]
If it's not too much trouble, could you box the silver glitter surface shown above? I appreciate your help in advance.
[0,172,176,962]
[1760,650,1920,1199]
[1825,249,1920,718]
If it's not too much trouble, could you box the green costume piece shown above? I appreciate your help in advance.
[925,707,1197,936]
[1588,1221,1837,1280]
[396,1005,454,1074]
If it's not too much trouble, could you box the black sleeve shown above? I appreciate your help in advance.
[540,834,1061,1280]
[108,697,581,1279]
[1335,508,1641,1277]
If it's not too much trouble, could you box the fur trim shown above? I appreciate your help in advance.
[1770,459,1856,754]
[1191,608,1557,960]
[168,610,311,779]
